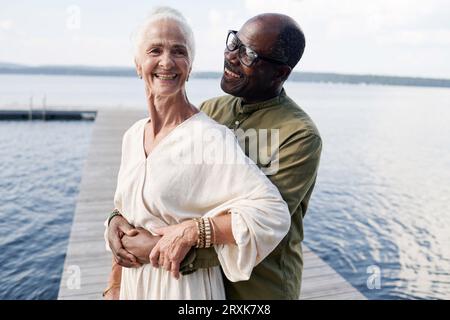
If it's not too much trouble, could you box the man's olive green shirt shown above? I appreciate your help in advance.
[180,89,322,299]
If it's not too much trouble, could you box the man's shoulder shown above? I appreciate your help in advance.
[199,95,236,116]
[269,93,321,140]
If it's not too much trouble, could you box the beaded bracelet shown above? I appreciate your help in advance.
[194,217,213,248]
[203,217,212,248]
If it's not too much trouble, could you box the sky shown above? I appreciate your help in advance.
[1,0,450,78]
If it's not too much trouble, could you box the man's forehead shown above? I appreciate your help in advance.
[238,20,280,52]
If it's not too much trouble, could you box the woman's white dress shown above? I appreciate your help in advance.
[105,111,290,299]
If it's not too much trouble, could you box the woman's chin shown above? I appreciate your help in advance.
[150,81,184,96]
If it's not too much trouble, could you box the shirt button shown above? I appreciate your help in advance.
[235,121,240,126]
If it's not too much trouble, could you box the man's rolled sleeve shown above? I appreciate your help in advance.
[180,247,219,275]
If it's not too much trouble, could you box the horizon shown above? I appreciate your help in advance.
[2,61,450,82]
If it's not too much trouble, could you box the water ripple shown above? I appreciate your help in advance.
[0,121,92,299]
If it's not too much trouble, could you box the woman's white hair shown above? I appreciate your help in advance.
[132,6,195,65]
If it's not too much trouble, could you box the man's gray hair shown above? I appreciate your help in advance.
[132,6,195,65]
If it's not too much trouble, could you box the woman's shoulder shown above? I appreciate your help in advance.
[193,111,230,131]
[189,111,240,149]
[190,111,236,138]
[125,117,148,135]
[121,117,148,144]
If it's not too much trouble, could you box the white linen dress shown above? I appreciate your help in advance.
[105,111,290,300]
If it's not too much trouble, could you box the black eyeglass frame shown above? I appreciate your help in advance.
[226,30,289,67]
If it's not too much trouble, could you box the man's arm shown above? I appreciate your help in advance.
[268,133,322,214]
[112,210,235,279]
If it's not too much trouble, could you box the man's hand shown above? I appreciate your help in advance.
[149,220,198,279]
[122,227,160,264]
[107,215,141,268]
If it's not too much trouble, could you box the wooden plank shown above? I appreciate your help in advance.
[58,108,366,300]
[299,247,366,300]
[58,109,139,299]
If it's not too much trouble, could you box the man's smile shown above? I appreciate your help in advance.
[224,67,241,79]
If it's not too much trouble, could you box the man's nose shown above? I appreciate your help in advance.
[224,48,239,65]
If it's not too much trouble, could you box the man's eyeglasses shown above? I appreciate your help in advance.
[226,30,288,67]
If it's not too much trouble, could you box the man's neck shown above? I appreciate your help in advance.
[241,88,282,105]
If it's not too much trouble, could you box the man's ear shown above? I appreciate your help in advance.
[275,65,292,82]
[134,58,142,79]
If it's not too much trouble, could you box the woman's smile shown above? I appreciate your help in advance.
[152,72,179,84]
[153,73,178,80]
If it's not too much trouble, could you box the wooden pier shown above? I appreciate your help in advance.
[57,109,366,300]
[0,109,97,121]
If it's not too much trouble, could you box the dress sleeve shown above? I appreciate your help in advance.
[203,128,291,282]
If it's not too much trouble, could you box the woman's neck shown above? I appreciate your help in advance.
[146,90,197,136]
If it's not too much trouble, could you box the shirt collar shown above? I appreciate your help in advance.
[236,88,287,114]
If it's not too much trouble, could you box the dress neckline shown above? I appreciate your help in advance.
[141,111,202,161]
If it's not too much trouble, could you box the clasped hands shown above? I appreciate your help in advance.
[107,215,198,279]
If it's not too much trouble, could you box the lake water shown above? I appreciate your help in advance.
[0,119,92,299]
[1,74,449,299]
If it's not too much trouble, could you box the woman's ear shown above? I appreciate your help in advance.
[187,66,192,82]
[134,58,142,79]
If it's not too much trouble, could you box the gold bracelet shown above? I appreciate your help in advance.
[193,218,203,248]
[194,217,214,248]
[210,217,216,245]
[102,283,120,297]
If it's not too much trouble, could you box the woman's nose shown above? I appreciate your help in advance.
[158,52,175,69]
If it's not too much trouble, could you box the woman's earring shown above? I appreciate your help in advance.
[186,74,190,82]
[138,74,142,79]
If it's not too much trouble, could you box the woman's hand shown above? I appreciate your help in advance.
[149,220,198,279]
[122,227,161,264]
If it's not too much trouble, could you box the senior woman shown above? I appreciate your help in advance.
[103,7,290,300]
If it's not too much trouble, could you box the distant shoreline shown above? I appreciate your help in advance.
[1,64,450,89]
